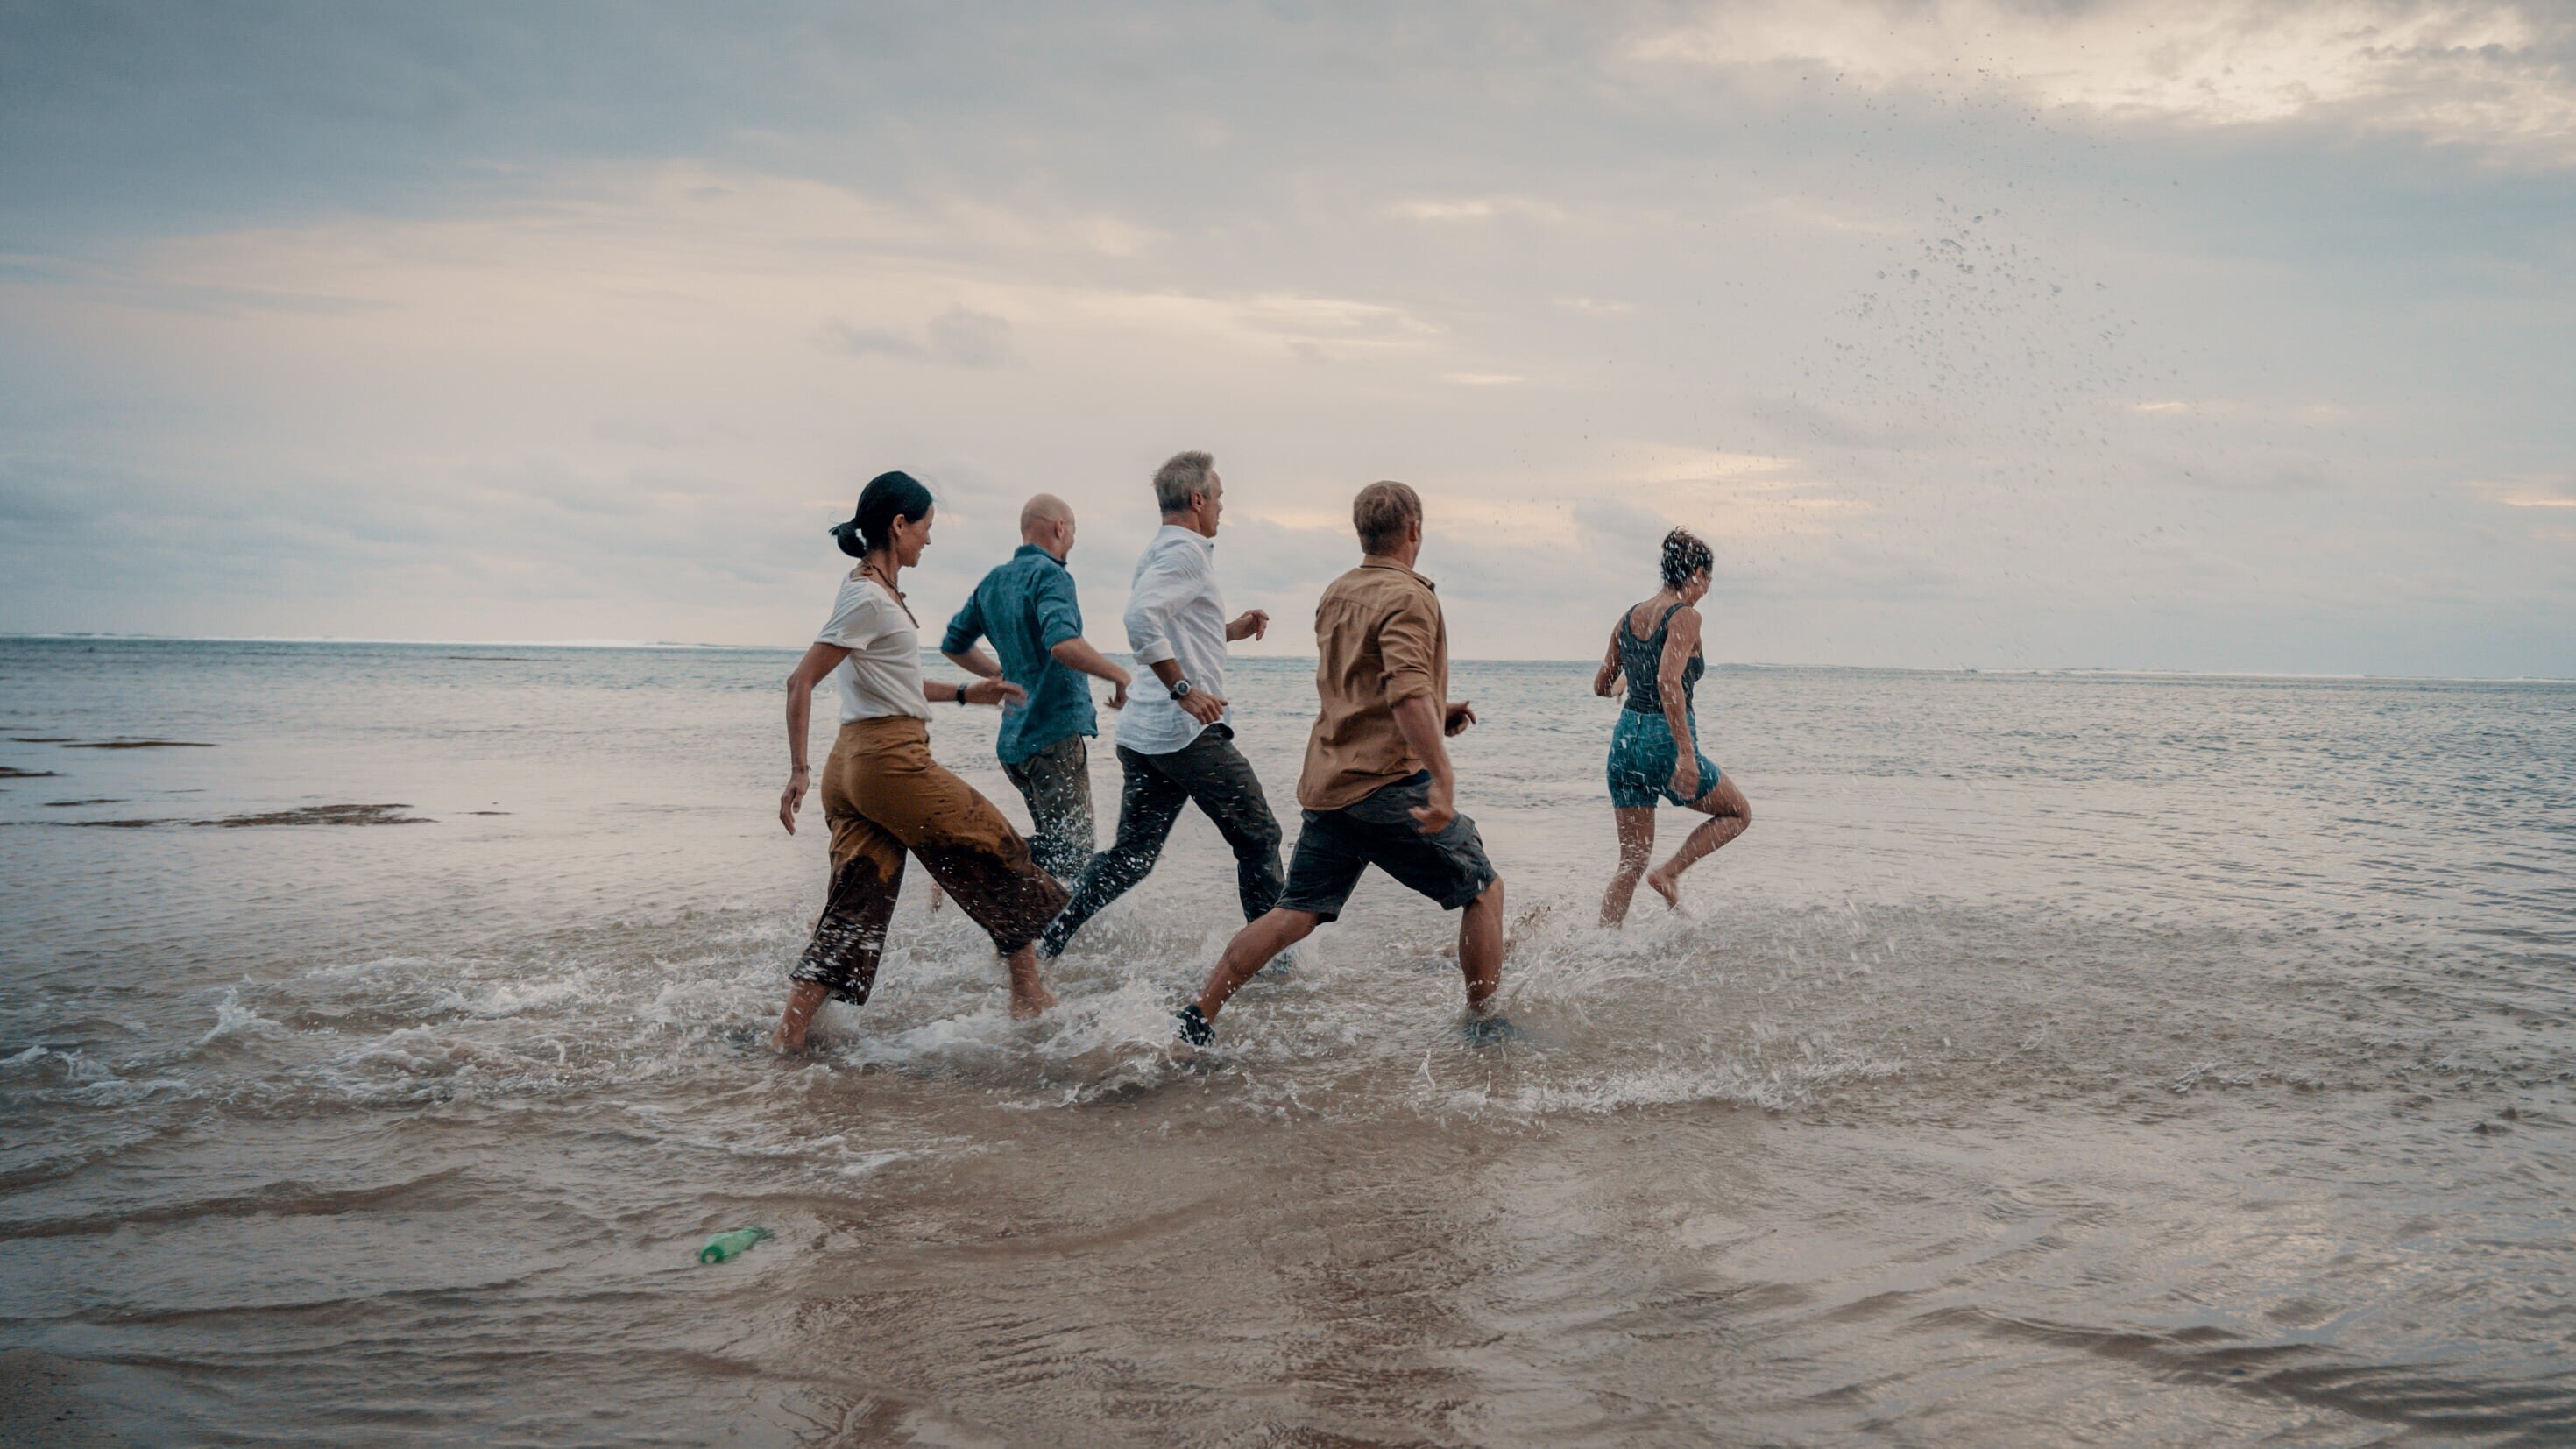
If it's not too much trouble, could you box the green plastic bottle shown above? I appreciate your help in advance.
[697,1227,771,1264]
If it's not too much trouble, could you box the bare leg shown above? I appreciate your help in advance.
[1459,878,1504,1014]
[1645,775,1752,906]
[1600,807,1659,926]
[1194,908,1325,1021]
[1006,943,1058,1019]
[770,980,830,1054]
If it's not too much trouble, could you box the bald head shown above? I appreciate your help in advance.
[1020,493,1077,560]
[1019,493,1072,534]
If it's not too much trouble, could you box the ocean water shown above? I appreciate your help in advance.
[1,636,2572,1445]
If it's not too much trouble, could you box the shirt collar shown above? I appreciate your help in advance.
[1012,542,1062,566]
[1156,523,1215,552]
[1360,555,1434,591]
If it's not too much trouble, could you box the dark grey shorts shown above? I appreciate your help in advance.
[1277,772,1498,923]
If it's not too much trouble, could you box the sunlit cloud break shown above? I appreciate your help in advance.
[1631,0,2576,163]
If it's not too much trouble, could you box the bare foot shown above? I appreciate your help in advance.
[1644,869,1685,913]
[1007,952,1058,1019]
[771,982,828,1054]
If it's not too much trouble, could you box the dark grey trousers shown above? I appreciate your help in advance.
[1039,724,1284,957]
[1000,734,1096,885]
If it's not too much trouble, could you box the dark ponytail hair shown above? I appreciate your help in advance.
[829,470,936,558]
[1660,527,1713,590]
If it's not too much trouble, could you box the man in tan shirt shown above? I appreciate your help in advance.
[1177,482,1509,1047]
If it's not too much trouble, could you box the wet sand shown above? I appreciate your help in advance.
[0,1349,118,1448]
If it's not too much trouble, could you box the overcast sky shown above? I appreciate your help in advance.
[4,1,2570,672]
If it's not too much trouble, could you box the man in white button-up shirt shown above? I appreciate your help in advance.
[1039,451,1286,959]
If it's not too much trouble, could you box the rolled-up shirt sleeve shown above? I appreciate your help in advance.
[1035,567,1083,652]
[1377,593,1441,706]
[939,589,985,657]
[1123,543,1192,667]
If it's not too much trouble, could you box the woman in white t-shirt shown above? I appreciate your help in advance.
[770,470,1072,1052]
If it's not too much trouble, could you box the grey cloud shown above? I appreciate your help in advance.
[589,416,749,450]
[0,252,386,317]
[1751,393,1950,453]
[925,308,1014,367]
[1571,498,1679,556]
[0,444,820,630]
[817,321,915,359]
[0,458,103,526]
[1214,516,1359,598]
[110,281,391,318]
[819,307,1015,368]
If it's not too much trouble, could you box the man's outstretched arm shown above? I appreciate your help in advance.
[942,646,1002,679]
[1049,637,1131,709]
[939,593,998,678]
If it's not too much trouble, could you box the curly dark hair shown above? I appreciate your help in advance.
[1660,527,1713,590]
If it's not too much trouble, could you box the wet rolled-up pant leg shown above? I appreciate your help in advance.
[790,725,909,1006]
[1000,734,1096,885]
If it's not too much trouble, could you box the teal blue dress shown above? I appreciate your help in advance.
[1606,602,1721,808]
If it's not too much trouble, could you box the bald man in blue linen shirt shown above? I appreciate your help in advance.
[941,494,1133,882]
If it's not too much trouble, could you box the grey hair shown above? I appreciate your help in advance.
[1152,451,1215,515]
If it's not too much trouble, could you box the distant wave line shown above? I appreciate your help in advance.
[2,633,2568,684]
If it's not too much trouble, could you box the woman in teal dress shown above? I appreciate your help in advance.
[1595,528,1753,924]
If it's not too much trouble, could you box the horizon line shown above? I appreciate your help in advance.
[4,633,2569,686]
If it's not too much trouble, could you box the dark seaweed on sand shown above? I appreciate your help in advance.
[64,739,217,750]
[202,803,428,828]
[59,803,429,828]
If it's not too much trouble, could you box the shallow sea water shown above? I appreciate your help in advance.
[2,637,2572,1445]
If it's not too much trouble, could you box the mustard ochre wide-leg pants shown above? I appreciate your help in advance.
[791,717,1070,1006]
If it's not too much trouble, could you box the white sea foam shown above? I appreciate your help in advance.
[197,986,288,1047]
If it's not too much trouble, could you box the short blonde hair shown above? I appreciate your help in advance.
[1353,481,1421,553]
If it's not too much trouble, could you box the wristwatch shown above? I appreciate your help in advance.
[954,685,969,707]
[1168,679,1193,701]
